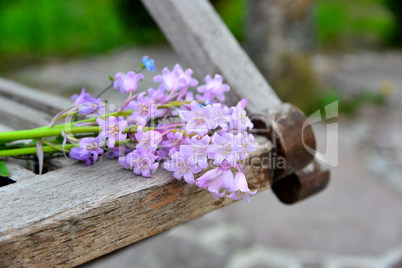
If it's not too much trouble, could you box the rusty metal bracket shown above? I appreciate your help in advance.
[272,160,330,204]
[251,103,330,204]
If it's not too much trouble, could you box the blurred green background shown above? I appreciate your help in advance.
[0,0,399,114]
[0,0,399,57]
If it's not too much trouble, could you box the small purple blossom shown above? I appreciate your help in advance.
[207,133,242,167]
[227,171,257,202]
[197,74,230,103]
[77,98,105,115]
[147,87,168,104]
[180,135,210,169]
[230,99,254,134]
[97,116,128,148]
[71,87,95,105]
[196,160,234,200]
[126,114,147,127]
[78,137,104,162]
[160,131,184,151]
[119,148,159,177]
[153,64,198,94]
[113,71,144,94]
[126,92,157,121]
[209,103,231,131]
[135,126,162,151]
[106,145,132,159]
[69,147,92,166]
[164,151,202,184]
[142,56,155,72]
[179,101,214,136]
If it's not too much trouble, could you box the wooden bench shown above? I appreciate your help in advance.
[0,0,329,266]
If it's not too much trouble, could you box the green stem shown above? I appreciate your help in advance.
[39,138,70,153]
[0,144,75,157]
[96,83,113,99]
[0,126,100,141]
[0,100,194,144]
[157,100,198,109]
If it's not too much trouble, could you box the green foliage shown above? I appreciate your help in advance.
[0,160,10,177]
[0,0,127,56]
[117,0,165,44]
[383,0,402,46]
[213,0,246,41]
[0,0,397,58]
[0,0,248,58]
[273,54,321,114]
[311,90,387,117]
[315,0,395,49]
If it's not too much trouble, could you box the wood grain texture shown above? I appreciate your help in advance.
[4,162,36,182]
[0,77,70,115]
[0,96,53,130]
[141,0,282,112]
[0,136,273,267]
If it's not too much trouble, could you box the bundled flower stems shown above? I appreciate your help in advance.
[0,56,258,202]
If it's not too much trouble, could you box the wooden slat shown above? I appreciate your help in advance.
[0,135,273,267]
[0,79,78,174]
[0,122,14,132]
[4,162,36,182]
[0,77,70,115]
[0,96,53,130]
[141,0,282,112]
[0,121,37,181]
[0,77,67,130]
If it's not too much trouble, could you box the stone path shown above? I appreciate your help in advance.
[4,47,402,268]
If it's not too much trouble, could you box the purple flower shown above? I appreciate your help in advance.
[227,171,257,202]
[78,137,104,162]
[164,151,203,184]
[119,148,159,177]
[196,160,235,200]
[230,99,253,134]
[113,71,144,94]
[78,98,105,115]
[160,131,184,151]
[207,133,242,167]
[197,74,230,103]
[69,147,92,166]
[97,116,128,148]
[71,87,96,105]
[153,64,198,94]
[147,87,168,104]
[207,133,257,166]
[209,103,231,131]
[106,145,132,159]
[135,126,162,151]
[126,92,157,121]
[238,134,258,159]
[142,56,155,72]
[127,114,147,127]
[180,135,210,169]
[179,101,214,136]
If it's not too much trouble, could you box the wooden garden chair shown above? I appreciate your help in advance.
[0,0,329,266]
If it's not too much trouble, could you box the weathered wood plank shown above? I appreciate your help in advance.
[0,122,37,182]
[4,162,36,182]
[0,77,70,115]
[0,122,14,132]
[141,0,282,111]
[0,96,53,130]
[0,136,273,267]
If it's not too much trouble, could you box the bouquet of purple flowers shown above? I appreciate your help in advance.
[0,56,257,202]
